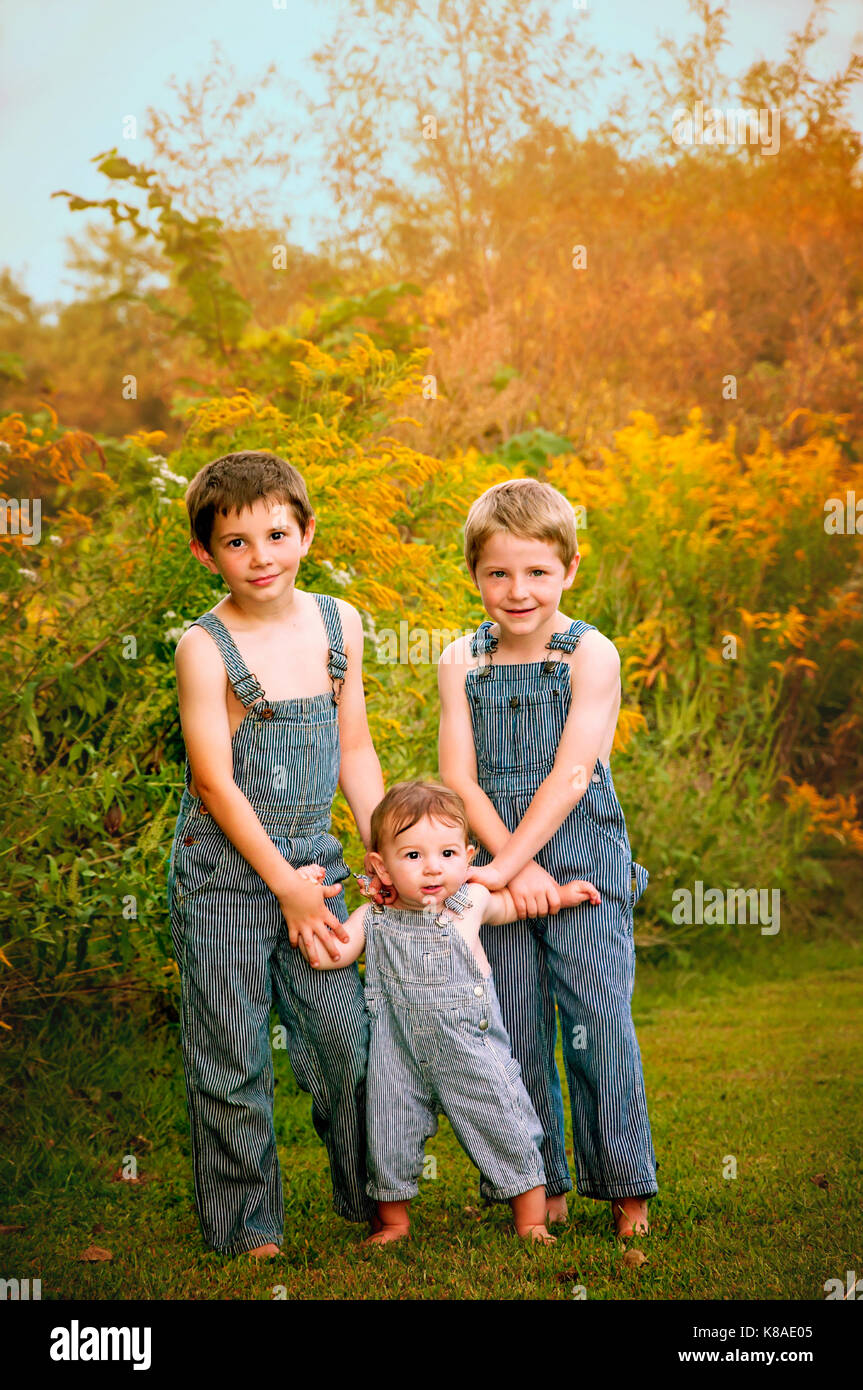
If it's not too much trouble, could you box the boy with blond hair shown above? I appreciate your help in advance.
[168,450,383,1256]
[438,478,657,1238]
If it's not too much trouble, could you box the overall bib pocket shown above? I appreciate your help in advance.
[468,685,565,776]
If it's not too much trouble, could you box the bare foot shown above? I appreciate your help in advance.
[546,1193,568,1224]
[247,1243,280,1259]
[519,1223,557,1244]
[611,1198,649,1239]
[363,1225,409,1246]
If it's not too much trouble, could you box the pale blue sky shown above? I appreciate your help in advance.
[1,0,860,306]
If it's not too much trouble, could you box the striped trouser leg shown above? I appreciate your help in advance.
[479,920,571,1197]
[176,893,284,1255]
[270,929,374,1223]
[364,1009,438,1202]
[545,904,658,1200]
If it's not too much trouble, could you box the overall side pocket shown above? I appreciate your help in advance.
[172,810,230,900]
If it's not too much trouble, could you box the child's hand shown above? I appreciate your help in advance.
[465,863,506,894]
[500,862,562,919]
[563,879,602,907]
[278,876,349,967]
[296,863,327,884]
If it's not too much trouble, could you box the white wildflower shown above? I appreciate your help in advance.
[165,619,194,643]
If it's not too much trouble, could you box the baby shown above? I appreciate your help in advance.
[300,780,600,1244]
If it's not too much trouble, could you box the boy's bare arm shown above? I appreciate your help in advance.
[175,627,348,960]
[334,601,385,848]
[437,641,517,856]
[438,640,563,917]
[477,633,621,888]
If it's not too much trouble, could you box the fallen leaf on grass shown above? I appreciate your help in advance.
[809,1173,830,1189]
[462,1206,481,1217]
[77,1245,112,1262]
[622,1249,647,1269]
[0,1224,25,1234]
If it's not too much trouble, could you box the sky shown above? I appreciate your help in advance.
[1,0,860,307]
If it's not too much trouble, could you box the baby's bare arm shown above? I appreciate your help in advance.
[483,878,601,926]
[298,905,368,971]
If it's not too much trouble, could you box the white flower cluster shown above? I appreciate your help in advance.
[319,557,354,587]
[360,609,379,643]
[149,455,188,501]
[163,610,194,644]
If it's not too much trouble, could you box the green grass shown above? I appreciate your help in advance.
[2,935,860,1301]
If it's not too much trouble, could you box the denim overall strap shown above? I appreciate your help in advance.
[311,592,348,705]
[540,619,597,672]
[470,620,497,658]
[469,618,597,671]
[546,619,595,652]
[192,611,267,710]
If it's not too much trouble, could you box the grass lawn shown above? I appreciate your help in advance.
[2,934,860,1301]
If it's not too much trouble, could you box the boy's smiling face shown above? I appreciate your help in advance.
[190,496,314,603]
[473,532,579,642]
[368,814,475,912]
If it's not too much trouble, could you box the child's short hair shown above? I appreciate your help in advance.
[185,451,314,553]
[370,781,470,853]
[463,478,578,576]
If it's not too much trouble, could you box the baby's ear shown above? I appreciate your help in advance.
[466,842,477,864]
[366,850,391,883]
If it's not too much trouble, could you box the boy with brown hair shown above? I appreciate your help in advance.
[438,478,657,1239]
[168,450,383,1256]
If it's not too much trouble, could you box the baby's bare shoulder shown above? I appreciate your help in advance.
[455,881,490,921]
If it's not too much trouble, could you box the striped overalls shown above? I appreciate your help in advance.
[467,618,658,1202]
[363,886,546,1202]
[167,592,373,1254]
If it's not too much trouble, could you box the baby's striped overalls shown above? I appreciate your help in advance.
[167,592,373,1254]
[467,617,658,1202]
[363,886,546,1202]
